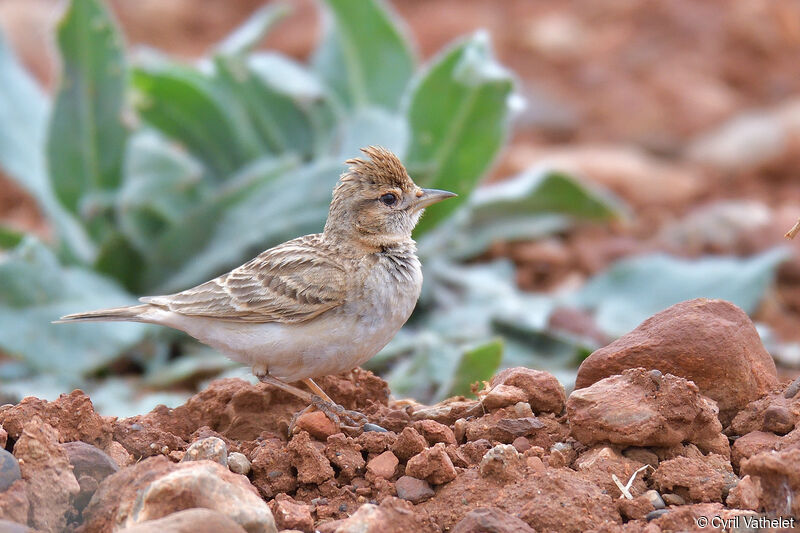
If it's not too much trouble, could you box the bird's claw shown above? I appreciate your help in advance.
[288,395,373,437]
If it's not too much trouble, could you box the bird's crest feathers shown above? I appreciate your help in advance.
[342,146,415,191]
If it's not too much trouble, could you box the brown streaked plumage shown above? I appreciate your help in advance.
[57,146,456,433]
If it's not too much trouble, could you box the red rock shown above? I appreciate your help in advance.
[652,454,737,502]
[366,451,398,480]
[567,368,726,454]
[0,479,29,525]
[451,507,536,533]
[730,391,799,436]
[324,434,364,481]
[269,494,313,533]
[460,440,493,465]
[616,495,655,521]
[115,508,248,533]
[410,399,482,426]
[464,408,546,444]
[726,475,760,510]
[316,368,390,410]
[405,443,457,485]
[294,410,338,441]
[478,444,524,481]
[511,437,531,453]
[81,456,175,533]
[412,420,457,447]
[288,431,334,485]
[731,431,779,469]
[0,426,6,449]
[391,427,427,461]
[650,504,757,532]
[355,430,396,454]
[741,447,800,516]
[250,438,297,498]
[61,441,119,512]
[0,390,113,449]
[762,405,795,435]
[395,475,435,504]
[574,445,648,498]
[490,367,566,414]
[480,385,529,410]
[317,497,438,533]
[575,299,778,423]
[13,416,79,532]
[122,461,275,532]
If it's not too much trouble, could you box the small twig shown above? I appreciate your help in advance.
[613,464,654,499]
[786,218,800,239]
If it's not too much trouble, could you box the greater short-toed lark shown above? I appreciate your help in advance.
[58,146,455,432]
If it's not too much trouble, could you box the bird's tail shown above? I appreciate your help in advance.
[54,304,152,324]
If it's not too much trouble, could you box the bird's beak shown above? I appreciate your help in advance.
[413,188,457,210]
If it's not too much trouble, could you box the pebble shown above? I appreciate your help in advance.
[182,437,228,466]
[227,452,251,476]
[0,449,21,492]
[646,509,670,521]
[363,423,388,433]
[661,493,685,506]
[395,476,434,503]
[644,489,665,510]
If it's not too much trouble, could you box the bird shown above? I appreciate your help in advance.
[57,146,456,432]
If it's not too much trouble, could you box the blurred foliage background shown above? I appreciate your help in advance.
[0,0,799,415]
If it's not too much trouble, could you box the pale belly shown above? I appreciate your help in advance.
[147,265,421,382]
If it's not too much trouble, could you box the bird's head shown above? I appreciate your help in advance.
[324,146,456,250]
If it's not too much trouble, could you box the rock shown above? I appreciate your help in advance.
[13,416,79,532]
[464,407,547,444]
[250,438,297,499]
[480,385,529,411]
[288,431,334,485]
[568,368,726,454]
[417,466,620,532]
[227,452,251,475]
[0,450,20,493]
[652,454,737,503]
[731,431,779,469]
[406,443,457,485]
[324,434,364,482]
[0,390,113,449]
[391,427,427,461]
[644,489,665,509]
[105,440,134,468]
[489,367,566,414]
[726,475,760,511]
[318,497,438,533]
[460,439,493,465]
[622,447,659,468]
[269,494,313,533]
[0,426,6,449]
[650,504,757,532]
[355,430,396,454]
[366,451,398,480]
[741,448,800,516]
[395,476,434,504]
[182,437,228,466]
[0,479,29,525]
[293,410,338,441]
[451,507,536,533]
[412,420,457,447]
[616,495,655,521]
[116,508,248,533]
[511,437,531,453]
[316,368,391,410]
[61,441,118,512]
[661,493,685,506]
[574,445,648,498]
[81,456,175,533]
[478,444,525,482]
[575,299,778,423]
[762,405,795,435]
[124,460,276,533]
[410,400,482,426]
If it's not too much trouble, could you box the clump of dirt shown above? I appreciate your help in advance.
[1,301,799,532]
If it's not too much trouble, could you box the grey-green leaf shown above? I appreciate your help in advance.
[568,248,791,337]
[405,31,515,235]
[313,0,414,110]
[46,0,128,215]
[0,238,148,377]
[214,2,290,57]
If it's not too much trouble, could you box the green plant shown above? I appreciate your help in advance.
[0,0,651,409]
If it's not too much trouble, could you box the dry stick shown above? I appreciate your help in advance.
[786,218,800,239]
[612,464,654,500]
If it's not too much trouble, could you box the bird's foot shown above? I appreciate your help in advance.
[289,395,380,437]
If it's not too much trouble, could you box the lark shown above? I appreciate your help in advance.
[58,146,455,431]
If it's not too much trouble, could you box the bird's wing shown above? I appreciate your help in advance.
[141,234,347,323]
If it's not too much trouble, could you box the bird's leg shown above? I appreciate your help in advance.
[256,373,314,403]
[300,378,370,432]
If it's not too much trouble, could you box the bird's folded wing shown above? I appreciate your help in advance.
[141,236,346,323]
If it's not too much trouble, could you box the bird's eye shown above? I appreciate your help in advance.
[379,193,397,206]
